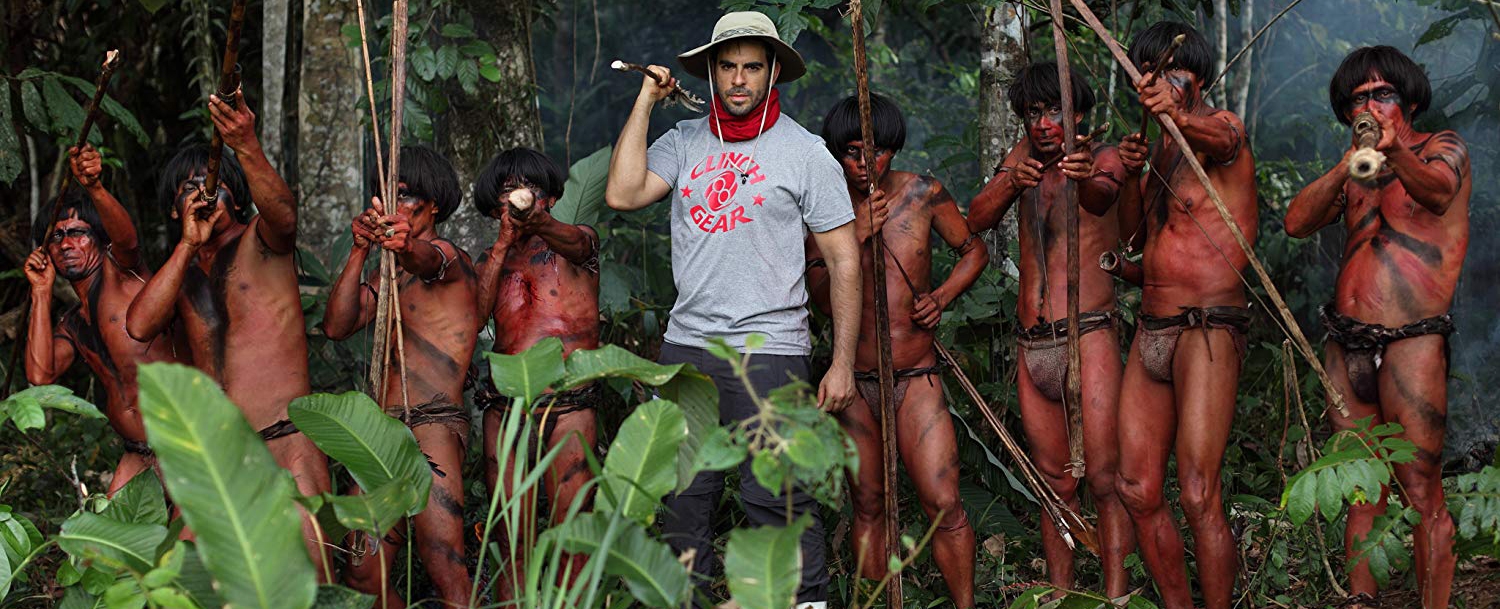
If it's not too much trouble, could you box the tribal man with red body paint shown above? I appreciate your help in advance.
[25,145,190,495]
[807,93,986,608]
[966,62,1135,599]
[126,90,332,577]
[472,147,601,602]
[1286,46,1469,609]
[1112,22,1259,609]
[323,145,478,608]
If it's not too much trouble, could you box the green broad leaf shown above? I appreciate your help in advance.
[1283,471,1316,525]
[440,23,475,38]
[311,584,377,609]
[56,560,83,586]
[137,0,170,14]
[598,400,686,525]
[102,471,169,526]
[691,428,746,473]
[458,40,494,58]
[0,85,19,184]
[327,482,420,536]
[544,513,691,607]
[41,77,86,137]
[8,397,44,432]
[563,343,685,387]
[456,59,480,96]
[705,339,740,364]
[145,588,196,609]
[550,145,614,227]
[659,368,719,493]
[3,385,105,419]
[58,586,101,609]
[136,363,317,609]
[784,428,826,470]
[1416,14,1464,48]
[725,515,811,609]
[20,81,48,133]
[436,45,460,80]
[0,546,11,600]
[103,580,146,609]
[175,543,224,609]
[750,451,785,496]
[57,512,167,571]
[411,46,438,82]
[478,64,503,83]
[1317,467,1344,522]
[287,392,432,515]
[486,337,567,404]
[98,96,148,146]
[79,565,112,594]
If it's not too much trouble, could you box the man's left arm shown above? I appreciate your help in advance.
[1139,79,1244,164]
[914,184,988,329]
[810,223,860,412]
[209,92,298,255]
[70,145,143,270]
[519,212,598,269]
[1385,127,1467,215]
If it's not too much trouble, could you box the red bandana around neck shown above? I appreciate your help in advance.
[709,88,781,142]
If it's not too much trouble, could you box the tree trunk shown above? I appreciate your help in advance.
[296,0,364,258]
[1232,0,1254,120]
[440,0,544,254]
[977,3,1027,267]
[262,0,289,172]
[1213,0,1228,108]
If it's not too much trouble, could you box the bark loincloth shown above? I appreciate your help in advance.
[1320,304,1453,403]
[123,439,153,456]
[1015,310,1117,402]
[385,394,471,449]
[853,364,946,413]
[258,419,301,442]
[477,381,599,430]
[1138,306,1251,382]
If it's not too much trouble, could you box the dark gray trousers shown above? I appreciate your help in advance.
[657,342,828,604]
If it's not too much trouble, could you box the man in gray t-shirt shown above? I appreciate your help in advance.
[604,11,861,609]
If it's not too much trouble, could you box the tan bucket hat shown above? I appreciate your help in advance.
[677,11,807,83]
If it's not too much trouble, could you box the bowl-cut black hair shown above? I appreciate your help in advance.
[821,92,906,158]
[472,147,567,218]
[1328,46,1431,125]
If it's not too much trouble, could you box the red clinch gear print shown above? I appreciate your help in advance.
[685,152,767,234]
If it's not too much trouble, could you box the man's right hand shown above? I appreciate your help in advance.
[351,202,381,249]
[25,248,54,289]
[854,189,889,242]
[180,194,222,249]
[638,65,677,103]
[1119,133,1149,176]
[69,145,104,189]
[495,209,520,247]
[1008,158,1044,190]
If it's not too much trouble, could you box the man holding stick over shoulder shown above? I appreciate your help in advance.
[1285,46,1469,609]
[967,62,1135,598]
[126,90,331,576]
[604,11,861,607]
[25,146,190,494]
[1111,22,1258,609]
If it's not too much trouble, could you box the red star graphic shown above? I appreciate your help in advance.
[752,194,766,206]
[681,186,693,199]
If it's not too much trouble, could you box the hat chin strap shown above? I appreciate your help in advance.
[708,53,775,184]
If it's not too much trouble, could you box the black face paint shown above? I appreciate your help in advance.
[1349,86,1402,113]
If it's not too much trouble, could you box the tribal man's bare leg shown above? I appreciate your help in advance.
[1019,329,1133,597]
[895,374,975,608]
[838,383,889,582]
[542,410,596,585]
[1324,342,1385,606]
[1116,333,1192,609]
[410,425,473,607]
[1171,328,1241,609]
[483,408,532,604]
[342,495,405,609]
[107,453,154,496]
[269,434,334,583]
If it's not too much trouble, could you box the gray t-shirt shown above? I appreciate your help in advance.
[647,114,854,355]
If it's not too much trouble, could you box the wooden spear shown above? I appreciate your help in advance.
[51,50,122,208]
[1048,0,1087,480]
[201,0,248,211]
[848,0,901,603]
[1064,0,1348,417]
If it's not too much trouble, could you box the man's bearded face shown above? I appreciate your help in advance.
[1348,76,1408,128]
[46,214,102,281]
[836,140,895,193]
[713,41,775,117]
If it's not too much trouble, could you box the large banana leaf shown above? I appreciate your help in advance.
[725,516,811,609]
[597,399,686,525]
[542,512,690,607]
[287,392,432,515]
[136,363,316,609]
[550,145,614,227]
[56,512,166,572]
[0,384,104,432]
[563,344,720,492]
[487,337,567,404]
[101,471,169,526]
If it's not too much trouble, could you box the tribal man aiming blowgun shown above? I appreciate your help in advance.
[806,93,987,607]
[1285,46,1470,609]
[966,61,1135,599]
